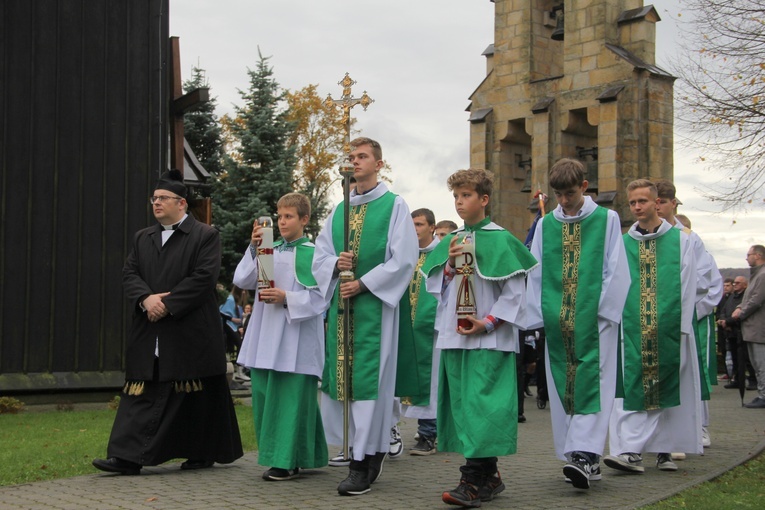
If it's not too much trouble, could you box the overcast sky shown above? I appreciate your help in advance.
[170,0,762,269]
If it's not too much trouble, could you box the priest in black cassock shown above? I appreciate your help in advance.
[93,170,242,475]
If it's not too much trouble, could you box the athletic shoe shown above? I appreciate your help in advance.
[337,467,371,496]
[744,396,765,408]
[442,479,482,508]
[367,452,387,484]
[329,448,352,467]
[656,453,678,471]
[603,453,645,473]
[670,452,686,461]
[565,463,601,483]
[563,453,594,489]
[702,427,711,447]
[478,471,505,502]
[410,436,436,456]
[518,414,527,423]
[389,426,403,457]
[262,467,299,481]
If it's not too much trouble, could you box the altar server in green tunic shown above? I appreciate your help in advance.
[605,180,704,474]
[422,169,537,508]
[654,180,722,449]
[526,159,630,490]
[396,208,441,456]
[313,137,418,496]
[233,193,330,481]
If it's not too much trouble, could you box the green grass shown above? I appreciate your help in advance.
[642,453,765,509]
[0,403,256,486]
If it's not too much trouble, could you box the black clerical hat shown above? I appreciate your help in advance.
[155,169,187,198]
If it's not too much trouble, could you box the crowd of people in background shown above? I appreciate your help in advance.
[92,138,764,509]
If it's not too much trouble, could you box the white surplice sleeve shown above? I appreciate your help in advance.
[599,211,631,324]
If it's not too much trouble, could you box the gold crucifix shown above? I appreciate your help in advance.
[325,73,374,155]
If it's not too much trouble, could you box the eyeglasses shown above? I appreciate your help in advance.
[149,195,183,204]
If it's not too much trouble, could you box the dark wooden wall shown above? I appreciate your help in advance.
[0,0,169,392]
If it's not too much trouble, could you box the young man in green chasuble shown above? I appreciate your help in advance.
[604,180,704,474]
[654,179,722,449]
[312,137,418,496]
[395,208,441,456]
[421,169,537,507]
[526,158,630,490]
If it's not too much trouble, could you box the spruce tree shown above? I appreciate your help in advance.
[213,51,296,283]
[182,66,223,176]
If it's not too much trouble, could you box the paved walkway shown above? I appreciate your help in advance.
[2,384,764,510]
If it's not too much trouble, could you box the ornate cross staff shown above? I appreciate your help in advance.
[324,73,373,462]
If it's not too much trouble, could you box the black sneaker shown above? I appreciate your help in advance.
[367,452,387,484]
[409,436,436,456]
[563,453,592,489]
[442,479,482,507]
[262,467,299,481]
[338,467,371,496]
[478,471,505,502]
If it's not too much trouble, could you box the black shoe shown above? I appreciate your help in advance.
[338,467,371,496]
[410,436,437,456]
[563,453,593,489]
[442,479,482,507]
[367,452,387,484]
[262,467,299,481]
[478,471,505,502]
[180,459,214,470]
[518,414,526,423]
[744,397,765,408]
[92,457,142,475]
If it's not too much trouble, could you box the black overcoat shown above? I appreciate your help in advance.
[122,215,226,381]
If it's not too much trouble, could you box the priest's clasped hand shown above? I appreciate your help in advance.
[143,292,170,322]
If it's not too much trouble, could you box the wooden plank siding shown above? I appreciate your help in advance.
[0,0,169,392]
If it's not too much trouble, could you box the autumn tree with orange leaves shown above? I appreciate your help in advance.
[286,84,347,237]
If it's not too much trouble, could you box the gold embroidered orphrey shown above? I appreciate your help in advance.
[638,239,661,410]
[410,252,427,322]
[559,222,581,414]
[335,203,368,400]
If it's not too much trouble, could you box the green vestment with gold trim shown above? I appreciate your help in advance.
[541,207,607,415]
[620,228,683,411]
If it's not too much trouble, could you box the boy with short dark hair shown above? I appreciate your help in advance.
[422,169,537,507]
[526,158,630,489]
[233,192,329,481]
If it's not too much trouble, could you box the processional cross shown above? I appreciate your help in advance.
[324,73,374,462]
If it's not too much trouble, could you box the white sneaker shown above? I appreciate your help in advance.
[603,453,645,473]
[328,448,352,467]
[233,365,250,382]
[702,427,711,447]
[670,452,686,461]
[389,426,403,457]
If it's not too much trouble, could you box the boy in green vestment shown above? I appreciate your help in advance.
[526,158,630,490]
[233,193,329,481]
[605,180,704,474]
[422,169,537,507]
